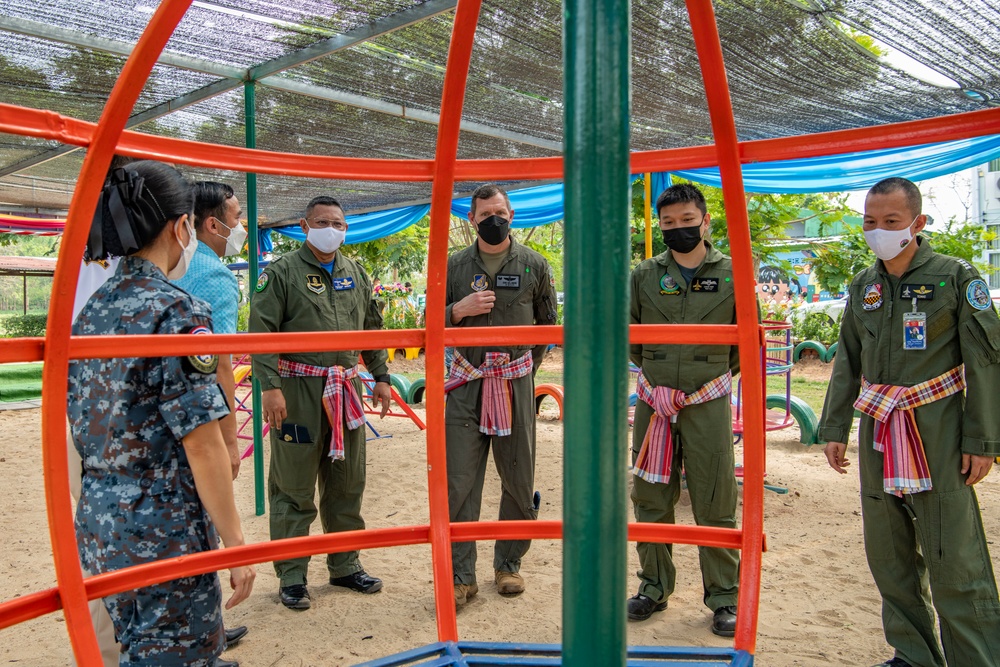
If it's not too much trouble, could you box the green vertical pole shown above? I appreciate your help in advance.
[245,80,265,517]
[562,0,630,665]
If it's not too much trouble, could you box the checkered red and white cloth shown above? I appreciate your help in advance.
[278,359,364,461]
[633,370,733,484]
[444,350,533,436]
[854,365,965,496]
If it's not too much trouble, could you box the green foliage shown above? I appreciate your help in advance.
[792,311,840,346]
[924,217,992,267]
[377,284,421,330]
[2,313,47,338]
[343,223,428,282]
[811,223,872,293]
[236,300,250,333]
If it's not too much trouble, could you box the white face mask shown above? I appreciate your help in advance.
[168,217,198,280]
[306,226,346,254]
[215,216,247,256]
[864,215,917,261]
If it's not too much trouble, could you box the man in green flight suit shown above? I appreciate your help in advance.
[820,177,1000,667]
[627,183,740,637]
[445,183,558,606]
[249,195,392,611]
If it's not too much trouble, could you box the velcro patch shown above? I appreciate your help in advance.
[901,284,935,300]
[333,277,355,291]
[690,277,718,292]
[495,274,521,289]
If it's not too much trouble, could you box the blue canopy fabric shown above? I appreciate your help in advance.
[265,134,1000,249]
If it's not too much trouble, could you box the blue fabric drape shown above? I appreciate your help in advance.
[264,135,1000,246]
[671,134,1000,193]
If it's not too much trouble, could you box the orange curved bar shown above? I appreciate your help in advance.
[0,517,750,631]
[686,0,765,653]
[0,103,436,182]
[534,383,565,420]
[4,102,1000,185]
[423,0,486,643]
[41,1,196,664]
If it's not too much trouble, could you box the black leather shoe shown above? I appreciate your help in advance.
[712,606,737,637]
[870,659,913,667]
[224,625,248,648]
[214,659,239,667]
[279,584,311,610]
[627,593,667,621]
[330,570,383,594]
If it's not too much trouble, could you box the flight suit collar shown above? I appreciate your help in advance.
[874,236,933,279]
[471,237,521,267]
[296,243,344,273]
[654,240,725,282]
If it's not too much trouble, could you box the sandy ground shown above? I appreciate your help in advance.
[2,356,999,666]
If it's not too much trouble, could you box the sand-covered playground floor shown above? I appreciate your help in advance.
[2,358,999,666]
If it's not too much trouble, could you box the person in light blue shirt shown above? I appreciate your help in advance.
[173,182,245,482]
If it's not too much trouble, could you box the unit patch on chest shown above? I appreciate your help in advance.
[901,284,934,300]
[659,273,680,295]
[690,277,719,292]
[862,283,883,311]
[495,273,521,289]
[471,274,490,292]
[306,274,325,294]
[333,277,355,291]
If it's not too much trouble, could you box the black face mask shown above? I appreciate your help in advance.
[476,214,510,246]
[661,223,704,254]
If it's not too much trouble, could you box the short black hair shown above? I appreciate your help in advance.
[89,161,193,259]
[305,195,344,218]
[757,265,789,286]
[192,181,235,231]
[655,183,707,217]
[867,177,921,218]
[469,183,511,216]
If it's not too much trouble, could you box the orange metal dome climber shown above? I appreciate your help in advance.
[0,0,999,665]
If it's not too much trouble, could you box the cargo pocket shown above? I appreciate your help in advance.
[973,598,1000,665]
[926,488,991,585]
[704,451,738,524]
[860,492,896,562]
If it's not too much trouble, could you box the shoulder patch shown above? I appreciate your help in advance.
[185,325,218,374]
[255,272,269,293]
[967,278,992,310]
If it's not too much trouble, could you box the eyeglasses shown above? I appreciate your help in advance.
[307,218,347,230]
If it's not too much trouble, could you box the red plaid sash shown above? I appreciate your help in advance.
[444,350,533,436]
[854,365,965,496]
[634,371,732,484]
[278,359,364,461]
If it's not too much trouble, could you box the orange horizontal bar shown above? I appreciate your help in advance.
[0,337,45,363]
[629,323,740,346]
[3,104,999,184]
[69,330,425,358]
[0,324,747,364]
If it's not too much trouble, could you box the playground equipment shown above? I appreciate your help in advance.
[732,322,820,447]
[0,1,995,665]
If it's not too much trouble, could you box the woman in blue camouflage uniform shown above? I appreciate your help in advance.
[68,161,255,666]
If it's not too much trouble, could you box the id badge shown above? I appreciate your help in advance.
[903,312,927,350]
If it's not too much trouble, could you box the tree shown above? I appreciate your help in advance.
[810,224,872,293]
